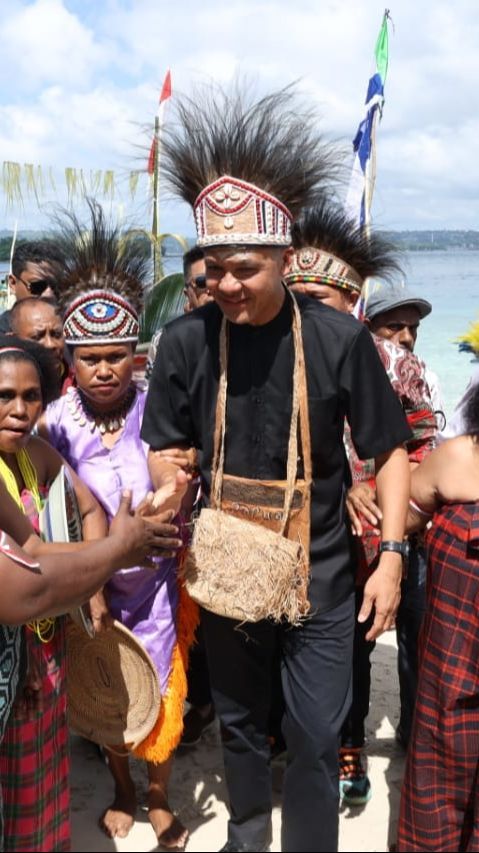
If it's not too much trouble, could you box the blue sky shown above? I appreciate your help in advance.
[1,0,478,235]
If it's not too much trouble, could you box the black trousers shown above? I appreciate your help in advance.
[201,592,355,853]
[187,623,213,708]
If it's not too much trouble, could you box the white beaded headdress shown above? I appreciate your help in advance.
[286,201,402,294]
[159,83,342,248]
[63,290,139,345]
[56,200,148,345]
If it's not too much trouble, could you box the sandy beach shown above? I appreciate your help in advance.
[70,630,405,853]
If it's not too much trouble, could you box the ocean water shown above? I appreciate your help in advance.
[401,251,478,421]
[1,250,477,422]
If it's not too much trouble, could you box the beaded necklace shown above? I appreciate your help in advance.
[66,384,136,435]
[0,449,54,643]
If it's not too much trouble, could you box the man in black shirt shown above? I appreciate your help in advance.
[141,85,411,853]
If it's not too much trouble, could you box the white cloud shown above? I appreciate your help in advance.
[0,0,478,232]
[0,0,112,91]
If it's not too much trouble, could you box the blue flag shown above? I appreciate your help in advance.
[346,11,390,230]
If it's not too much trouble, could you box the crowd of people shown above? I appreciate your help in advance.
[0,81,478,853]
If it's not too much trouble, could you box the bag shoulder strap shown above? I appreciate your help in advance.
[211,289,312,535]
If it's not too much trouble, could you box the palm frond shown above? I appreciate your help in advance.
[140,272,184,343]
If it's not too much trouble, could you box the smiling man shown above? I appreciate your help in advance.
[142,84,412,853]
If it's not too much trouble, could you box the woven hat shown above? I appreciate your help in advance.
[66,618,161,749]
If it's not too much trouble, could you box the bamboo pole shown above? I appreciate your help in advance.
[151,114,164,284]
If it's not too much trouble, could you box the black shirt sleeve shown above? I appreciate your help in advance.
[340,325,412,460]
[141,325,195,450]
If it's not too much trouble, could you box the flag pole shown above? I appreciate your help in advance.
[149,70,172,286]
[347,9,390,319]
[345,8,390,233]
[151,113,162,284]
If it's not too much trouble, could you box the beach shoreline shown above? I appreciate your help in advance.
[71,630,405,853]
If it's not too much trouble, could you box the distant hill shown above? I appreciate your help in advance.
[383,230,479,251]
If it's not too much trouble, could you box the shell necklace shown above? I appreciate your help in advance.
[66,385,136,434]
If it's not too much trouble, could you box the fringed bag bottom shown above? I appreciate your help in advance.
[181,508,310,625]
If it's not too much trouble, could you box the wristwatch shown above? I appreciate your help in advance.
[379,540,409,558]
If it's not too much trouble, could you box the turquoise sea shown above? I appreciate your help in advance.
[401,251,478,421]
[1,250,477,423]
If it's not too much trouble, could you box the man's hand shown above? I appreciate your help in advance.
[89,589,114,633]
[153,447,198,473]
[358,552,402,641]
[109,490,182,567]
[346,482,382,537]
[150,469,189,515]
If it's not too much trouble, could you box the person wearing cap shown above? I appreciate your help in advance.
[38,202,194,850]
[286,202,438,806]
[360,282,443,754]
[364,281,444,418]
[141,84,412,853]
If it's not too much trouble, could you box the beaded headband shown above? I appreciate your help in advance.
[63,290,139,346]
[284,247,363,294]
[194,176,292,248]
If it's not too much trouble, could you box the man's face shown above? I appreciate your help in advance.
[204,246,289,326]
[8,261,58,301]
[289,281,358,314]
[183,258,212,313]
[368,305,421,352]
[12,301,65,367]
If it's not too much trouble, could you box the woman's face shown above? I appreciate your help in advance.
[72,343,134,409]
[0,359,43,453]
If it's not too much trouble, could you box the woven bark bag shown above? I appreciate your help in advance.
[181,293,312,625]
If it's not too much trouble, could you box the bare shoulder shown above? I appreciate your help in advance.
[26,435,63,482]
[433,435,479,500]
[435,434,475,462]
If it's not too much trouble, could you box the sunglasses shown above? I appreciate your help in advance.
[186,275,207,290]
[18,276,58,297]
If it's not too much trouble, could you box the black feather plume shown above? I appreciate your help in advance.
[54,199,150,314]
[160,81,345,215]
[292,199,403,281]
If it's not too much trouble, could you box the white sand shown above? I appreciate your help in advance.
[71,630,405,852]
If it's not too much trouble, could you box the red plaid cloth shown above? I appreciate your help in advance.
[0,621,69,852]
[0,487,69,852]
[397,501,479,851]
[345,336,437,585]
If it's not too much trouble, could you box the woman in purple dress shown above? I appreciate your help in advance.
[39,203,196,851]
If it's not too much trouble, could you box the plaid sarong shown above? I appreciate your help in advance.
[0,619,69,852]
[397,501,479,851]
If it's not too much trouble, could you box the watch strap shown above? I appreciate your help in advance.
[379,540,409,557]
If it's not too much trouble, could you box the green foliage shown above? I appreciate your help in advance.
[0,237,14,262]
[140,272,185,343]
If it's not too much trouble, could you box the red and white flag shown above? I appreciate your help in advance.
[147,69,172,175]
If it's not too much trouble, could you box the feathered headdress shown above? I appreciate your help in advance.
[285,199,402,293]
[457,319,479,358]
[160,81,344,247]
[55,200,150,345]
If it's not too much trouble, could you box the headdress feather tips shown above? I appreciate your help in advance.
[55,200,148,345]
[160,81,344,247]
